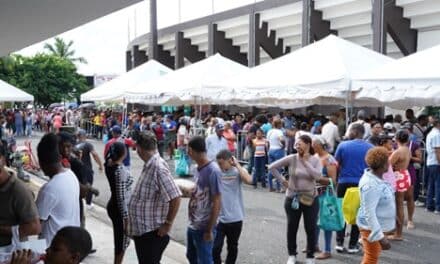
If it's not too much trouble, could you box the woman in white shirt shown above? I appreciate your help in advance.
[267,119,286,192]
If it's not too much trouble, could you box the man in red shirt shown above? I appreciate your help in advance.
[104,125,136,169]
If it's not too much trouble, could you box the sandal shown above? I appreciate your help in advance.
[407,221,415,230]
[387,235,404,241]
[315,252,331,260]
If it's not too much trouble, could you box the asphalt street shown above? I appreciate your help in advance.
[18,132,440,264]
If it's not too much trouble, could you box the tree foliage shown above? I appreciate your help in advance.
[0,53,89,107]
[44,37,87,64]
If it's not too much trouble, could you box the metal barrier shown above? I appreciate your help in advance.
[189,127,206,138]
[235,130,248,162]
[418,140,427,200]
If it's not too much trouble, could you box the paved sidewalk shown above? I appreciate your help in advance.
[29,175,188,264]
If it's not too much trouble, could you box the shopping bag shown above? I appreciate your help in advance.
[318,180,345,231]
[0,226,46,262]
[175,151,189,176]
[342,187,360,225]
[243,146,251,161]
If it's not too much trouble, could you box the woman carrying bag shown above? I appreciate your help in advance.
[269,135,322,264]
[312,136,339,260]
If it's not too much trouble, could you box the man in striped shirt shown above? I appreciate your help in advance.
[127,132,181,264]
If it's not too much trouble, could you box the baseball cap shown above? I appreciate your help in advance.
[111,125,122,134]
[383,122,393,130]
[77,129,86,137]
[215,124,225,131]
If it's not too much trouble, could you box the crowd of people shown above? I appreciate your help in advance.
[0,104,439,264]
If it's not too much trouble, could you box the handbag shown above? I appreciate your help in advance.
[318,179,345,231]
[290,154,315,206]
[342,187,360,225]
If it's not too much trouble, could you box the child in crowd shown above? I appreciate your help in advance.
[252,129,268,188]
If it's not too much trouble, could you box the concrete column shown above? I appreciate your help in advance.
[148,0,159,60]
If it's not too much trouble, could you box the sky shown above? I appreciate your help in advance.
[17,0,260,76]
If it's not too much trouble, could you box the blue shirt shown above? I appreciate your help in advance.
[335,139,373,184]
[219,167,244,223]
[261,123,272,135]
[357,170,396,242]
[188,161,222,231]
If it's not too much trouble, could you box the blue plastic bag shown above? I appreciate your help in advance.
[175,150,189,176]
[103,134,109,144]
[318,179,345,231]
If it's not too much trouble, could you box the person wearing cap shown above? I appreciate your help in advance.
[310,120,322,135]
[104,125,136,170]
[76,129,103,208]
[206,124,228,162]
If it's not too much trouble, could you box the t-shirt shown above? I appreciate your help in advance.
[188,161,222,231]
[206,135,228,161]
[53,115,62,128]
[261,123,272,135]
[104,136,136,167]
[267,129,284,150]
[36,170,80,245]
[335,139,373,184]
[76,141,94,171]
[0,174,39,246]
[219,167,244,223]
[426,127,440,166]
[253,138,267,157]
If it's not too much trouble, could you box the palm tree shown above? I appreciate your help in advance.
[44,37,87,64]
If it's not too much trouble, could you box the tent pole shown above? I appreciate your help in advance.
[345,80,351,130]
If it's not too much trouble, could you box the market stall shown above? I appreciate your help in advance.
[353,43,440,109]
[0,79,34,102]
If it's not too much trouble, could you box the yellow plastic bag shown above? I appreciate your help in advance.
[342,187,360,225]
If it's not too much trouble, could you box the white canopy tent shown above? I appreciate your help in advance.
[354,44,440,109]
[125,54,249,105]
[0,79,34,102]
[81,60,172,102]
[205,35,394,108]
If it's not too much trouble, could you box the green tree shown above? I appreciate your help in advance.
[44,37,87,64]
[12,54,89,106]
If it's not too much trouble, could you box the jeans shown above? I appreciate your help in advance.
[284,197,319,258]
[85,170,94,205]
[253,156,266,186]
[316,228,332,253]
[336,183,360,248]
[426,165,440,211]
[268,149,285,190]
[187,228,216,264]
[133,230,170,264]
[213,221,243,264]
[247,148,255,174]
[414,168,422,202]
[157,140,165,158]
[15,123,23,136]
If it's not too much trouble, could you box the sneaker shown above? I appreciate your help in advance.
[435,210,440,215]
[286,255,296,264]
[335,245,345,253]
[347,245,360,254]
[86,204,94,210]
[305,258,315,264]
[415,201,425,207]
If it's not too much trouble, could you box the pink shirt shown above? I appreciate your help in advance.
[53,115,63,128]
